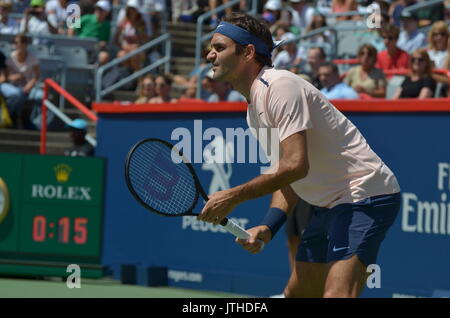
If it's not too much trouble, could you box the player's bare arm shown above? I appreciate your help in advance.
[198,131,308,225]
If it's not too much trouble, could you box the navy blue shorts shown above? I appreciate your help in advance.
[296,192,401,266]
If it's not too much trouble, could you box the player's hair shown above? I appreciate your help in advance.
[222,12,274,67]
[318,61,339,76]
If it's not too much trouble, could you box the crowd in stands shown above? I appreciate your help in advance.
[0,0,449,130]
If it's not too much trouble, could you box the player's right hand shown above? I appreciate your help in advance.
[235,225,271,254]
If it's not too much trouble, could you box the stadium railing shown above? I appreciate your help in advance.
[402,0,444,15]
[40,78,97,154]
[95,33,171,102]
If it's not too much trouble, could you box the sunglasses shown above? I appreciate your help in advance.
[432,32,448,37]
[411,57,425,63]
[383,36,398,41]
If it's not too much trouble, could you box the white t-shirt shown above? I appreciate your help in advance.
[273,50,297,70]
[19,16,50,35]
[289,5,315,30]
[6,50,39,87]
[45,0,68,29]
[247,67,400,208]
[427,49,448,69]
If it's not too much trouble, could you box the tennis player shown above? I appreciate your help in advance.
[197,13,401,298]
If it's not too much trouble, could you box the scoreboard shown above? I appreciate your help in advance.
[0,153,104,278]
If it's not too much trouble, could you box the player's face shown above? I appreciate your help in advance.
[207,33,245,83]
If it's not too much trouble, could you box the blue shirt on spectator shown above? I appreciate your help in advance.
[321,82,359,99]
[397,30,427,54]
[207,90,246,102]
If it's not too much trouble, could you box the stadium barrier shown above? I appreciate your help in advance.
[93,98,450,297]
[40,78,97,155]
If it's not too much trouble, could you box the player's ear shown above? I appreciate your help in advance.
[245,44,256,61]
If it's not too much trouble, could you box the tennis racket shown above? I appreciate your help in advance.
[125,138,263,245]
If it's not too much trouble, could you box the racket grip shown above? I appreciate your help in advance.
[220,217,250,239]
[220,217,265,252]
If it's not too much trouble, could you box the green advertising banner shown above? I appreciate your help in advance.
[0,153,105,278]
[0,153,23,253]
[22,155,104,207]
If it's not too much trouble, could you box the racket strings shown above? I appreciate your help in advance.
[128,141,197,215]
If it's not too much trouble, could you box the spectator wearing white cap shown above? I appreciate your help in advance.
[262,0,284,34]
[68,0,112,65]
[68,0,111,45]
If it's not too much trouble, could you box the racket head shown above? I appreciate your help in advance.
[125,138,202,217]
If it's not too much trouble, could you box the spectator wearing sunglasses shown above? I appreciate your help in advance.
[426,21,449,69]
[345,44,386,98]
[376,24,409,76]
[148,74,177,103]
[392,48,436,99]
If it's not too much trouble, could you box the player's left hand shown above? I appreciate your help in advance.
[197,189,239,225]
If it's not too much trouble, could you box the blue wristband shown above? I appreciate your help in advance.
[260,208,287,239]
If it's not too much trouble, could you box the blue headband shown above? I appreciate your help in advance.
[213,21,273,58]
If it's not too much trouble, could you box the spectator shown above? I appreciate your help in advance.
[397,10,427,54]
[295,10,335,61]
[287,0,315,32]
[299,46,326,89]
[388,0,416,27]
[376,24,409,75]
[68,0,111,46]
[20,0,53,36]
[262,0,283,34]
[345,43,386,98]
[68,0,111,65]
[273,32,299,70]
[393,48,436,99]
[208,0,247,27]
[205,69,246,102]
[178,82,204,103]
[148,74,177,103]
[45,0,69,34]
[114,0,152,72]
[171,0,197,23]
[143,0,166,36]
[305,11,333,43]
[6,34,42,124]
[426,21,449,69]
[0,50,24,127]
[331,0,358,21]
[0,0,20,34]
[64,118,95,157]
[135,74,155,103]
[318,62,359,99]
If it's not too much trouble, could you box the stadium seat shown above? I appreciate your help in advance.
[386,75,406,99]
[0,41,11,56]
